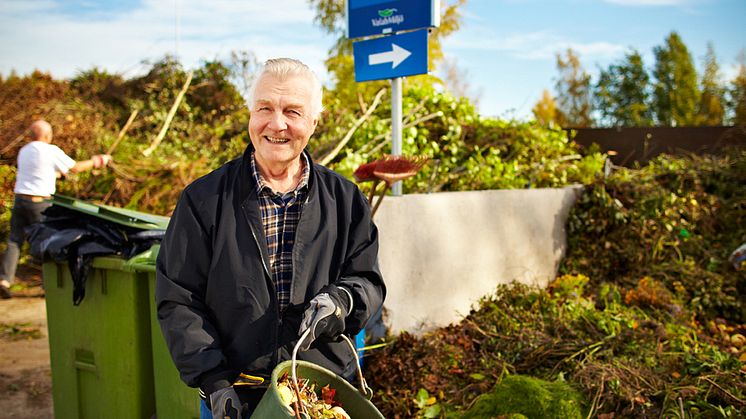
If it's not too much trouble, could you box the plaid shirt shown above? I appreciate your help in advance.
[251,152,310,311]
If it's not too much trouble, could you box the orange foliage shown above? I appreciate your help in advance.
[624,276,673,309]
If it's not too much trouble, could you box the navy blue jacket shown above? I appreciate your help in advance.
[156,145,385,394]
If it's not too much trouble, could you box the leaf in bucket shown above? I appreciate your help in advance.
[415,388,430,407]
[276,373,351,418]
[321,384,340,407]
[277,384,295,406]
[423,404,442,418]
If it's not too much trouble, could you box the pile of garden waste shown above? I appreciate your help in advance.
[365,148,746,418]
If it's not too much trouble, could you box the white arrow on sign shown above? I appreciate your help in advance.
[368,43,412,69]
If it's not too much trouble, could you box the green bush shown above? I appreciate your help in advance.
[458,375,585,419]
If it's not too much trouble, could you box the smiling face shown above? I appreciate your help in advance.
[248,73,318,173]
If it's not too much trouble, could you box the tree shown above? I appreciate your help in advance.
[228,50,260,100]
[728,50,746,125]
[696,43,725,126]
[554,48,593,128]
[652,32,700,126]
[441,57,481,106]
[532,89,558,126]
[594,49,653,127]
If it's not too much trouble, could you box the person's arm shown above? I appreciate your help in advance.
[68,154,112,174]
[300,188,386,347]
[155,189,238,391]
[334,188,386,333]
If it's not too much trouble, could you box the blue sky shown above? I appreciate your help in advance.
[1,0,744,119]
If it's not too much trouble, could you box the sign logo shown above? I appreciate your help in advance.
[378,8,397,17]
[347,0,439,40]
[373,8,404,27]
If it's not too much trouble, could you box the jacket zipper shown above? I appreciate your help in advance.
[246,207,283,370]
[288,193,310,311]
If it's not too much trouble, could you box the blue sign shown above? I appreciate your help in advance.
[347,0,439,39]
[353,28,429,82]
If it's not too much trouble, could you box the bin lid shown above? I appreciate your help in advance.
[52,194,170,230]
[123,244,159,272]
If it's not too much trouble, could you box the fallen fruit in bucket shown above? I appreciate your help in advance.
[277,372,352,419]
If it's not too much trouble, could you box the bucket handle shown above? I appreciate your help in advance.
[292,328,374,401]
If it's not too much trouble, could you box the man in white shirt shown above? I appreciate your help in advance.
[0,120,112,298]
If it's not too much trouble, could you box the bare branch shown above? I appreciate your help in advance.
[143,71,193,156]
[107,109,139,154]
[319,87,386,166]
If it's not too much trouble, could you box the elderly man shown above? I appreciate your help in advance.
[156,58,385,418]
[0,120,111,298]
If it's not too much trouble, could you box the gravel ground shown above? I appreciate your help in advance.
[0,267,53,419]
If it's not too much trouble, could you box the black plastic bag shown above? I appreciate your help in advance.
[26,204,164,305]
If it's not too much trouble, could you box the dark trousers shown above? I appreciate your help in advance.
[0,196,51,283]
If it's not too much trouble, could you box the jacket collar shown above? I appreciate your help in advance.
[237,143,316,205]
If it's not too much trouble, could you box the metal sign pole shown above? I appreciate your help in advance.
[391,76,403,196]
[348,0,437,196]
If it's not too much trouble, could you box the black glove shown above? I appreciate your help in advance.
[298,284,351,351]
[209,386,248,419]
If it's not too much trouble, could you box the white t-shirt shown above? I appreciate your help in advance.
[14,141,76,196]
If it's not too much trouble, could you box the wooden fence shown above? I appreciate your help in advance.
[568,126,746,166]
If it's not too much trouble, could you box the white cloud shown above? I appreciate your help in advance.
[446,29,626,61]
[604,0,686,6]
[517,41,627,60]
[446,30,552,52]
[0,0,331,80]
[0,0,56,15]
[722,63,743,84]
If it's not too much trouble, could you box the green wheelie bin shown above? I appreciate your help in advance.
[125,245,200,419]
[45,255,156,418]
[40,195,180,418]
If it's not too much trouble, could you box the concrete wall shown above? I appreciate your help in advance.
[373,185,584,334]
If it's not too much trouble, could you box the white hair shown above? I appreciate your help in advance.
[248,58,324,117]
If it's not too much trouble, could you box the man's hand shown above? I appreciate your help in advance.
[209,386,248,419]
[298,284,351,351]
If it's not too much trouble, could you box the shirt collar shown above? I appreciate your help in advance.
[250,152,310,196]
